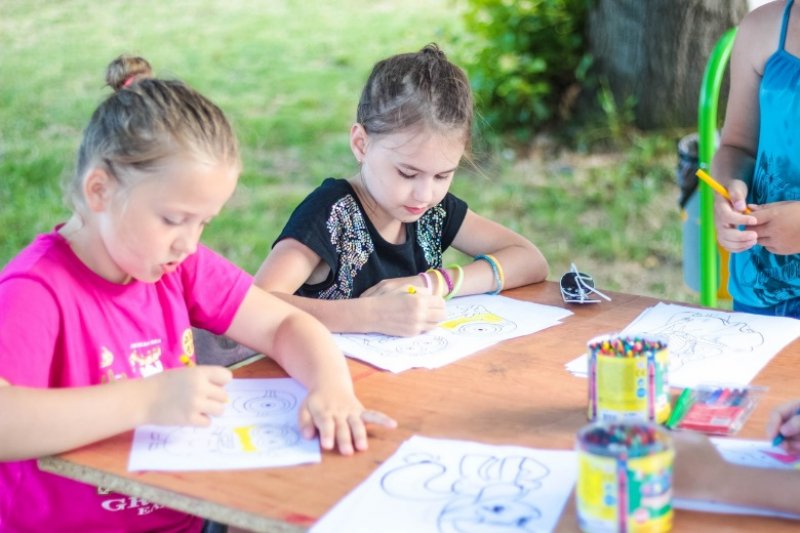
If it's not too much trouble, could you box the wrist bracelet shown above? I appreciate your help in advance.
[474,254,503,295]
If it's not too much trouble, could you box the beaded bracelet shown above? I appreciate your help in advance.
[445,264,464,300]
[474,254,503,295]
[426,268,447,297]
[437,267,454,296]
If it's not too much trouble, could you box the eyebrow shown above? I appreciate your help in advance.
[399,163,459,175]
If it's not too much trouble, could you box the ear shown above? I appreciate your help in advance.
[82,167,117,213]
[349,123,369,163]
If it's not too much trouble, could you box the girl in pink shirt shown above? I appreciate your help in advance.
[0,55,394,532]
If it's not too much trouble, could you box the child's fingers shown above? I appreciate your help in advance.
[203,365,234,386]
[361,409,397,428]
[348,413,369,452]
[298,407,316,440]
[315,414,336,450]
[335,417,355,456]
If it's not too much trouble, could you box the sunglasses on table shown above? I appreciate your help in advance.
[559,263,612,304]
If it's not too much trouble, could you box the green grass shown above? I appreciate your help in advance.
[0,0,699,304]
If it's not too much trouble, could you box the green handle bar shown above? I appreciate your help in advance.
[697,27,737,308]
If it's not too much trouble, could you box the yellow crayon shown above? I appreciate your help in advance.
[180,354,195,367]
[696,169,752,214]
[407,285,417,295]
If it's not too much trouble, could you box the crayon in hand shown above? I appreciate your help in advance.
[695,169,752,214]
[180,354,195,367]
[772,407,800,447]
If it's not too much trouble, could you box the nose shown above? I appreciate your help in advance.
[172,224,203,257]
[412,177,435,204]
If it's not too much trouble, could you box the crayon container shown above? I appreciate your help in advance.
[587,334,670,424]
[576,421,674,533]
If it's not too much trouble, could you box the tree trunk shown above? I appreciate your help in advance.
[588,0,748,129]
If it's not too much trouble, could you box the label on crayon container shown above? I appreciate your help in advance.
[576,422,674,533]
[588,335,670,424]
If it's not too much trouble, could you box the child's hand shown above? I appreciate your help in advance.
[767,399,800,453]
[749,201,800,255]
[713,178,758,252]
[360,276,428,297]
[143,365,232,427]
[299,387,396,455]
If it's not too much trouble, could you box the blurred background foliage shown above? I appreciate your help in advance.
[1,0,707,303]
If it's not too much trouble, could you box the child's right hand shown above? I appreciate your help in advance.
[714,178,758,252]
[143,365,232,427]
[767,399,800,453]
[360,278,446,336]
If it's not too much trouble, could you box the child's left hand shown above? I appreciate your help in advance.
[299,387,397,455]
[749,201,800,255]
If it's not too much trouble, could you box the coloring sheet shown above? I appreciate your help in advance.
[710,437,800,470]
[128,378,320,471]
[565,303,799,387]
[312,435,577,533]
[673,438,800,520]
[334,294,573,373]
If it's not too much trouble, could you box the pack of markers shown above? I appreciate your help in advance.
[667,383,766,436]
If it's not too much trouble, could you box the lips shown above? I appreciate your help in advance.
[404,206,427,216]
[161,261,180,275]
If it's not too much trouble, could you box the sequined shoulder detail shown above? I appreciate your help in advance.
[416,203,447,268]
[319,195,374,299]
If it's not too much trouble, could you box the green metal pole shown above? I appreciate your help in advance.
[697,28,737,308]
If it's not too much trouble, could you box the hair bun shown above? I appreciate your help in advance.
[106,55,153,91]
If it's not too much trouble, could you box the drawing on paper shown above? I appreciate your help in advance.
[230,388,297,416]
[146,423,301,456]
[642,310,765,370]
[440,304,518,337]
[341,333,448,358]
[379,452,550,532]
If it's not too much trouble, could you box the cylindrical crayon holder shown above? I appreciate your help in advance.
[576,421,674,533]
[587,334,670,424]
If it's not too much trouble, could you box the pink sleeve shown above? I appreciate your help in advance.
[0,277,59,386]
[180,245,253,335]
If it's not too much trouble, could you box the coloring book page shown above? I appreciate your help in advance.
[673,438,800,520]
[128,378,320,471]
[311,435,577,533]
[565,303,799,388]
[334,294,573,373]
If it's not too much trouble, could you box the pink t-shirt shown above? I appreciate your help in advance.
[0,230,253,532]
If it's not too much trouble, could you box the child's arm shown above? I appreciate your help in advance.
[447,209,548,295]
[672,430,800,515]
[710,3,777,252]
[255,239,445,336]
[223,285,396,455]
[0,367,231,461]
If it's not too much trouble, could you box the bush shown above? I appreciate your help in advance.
[459,0,593,141]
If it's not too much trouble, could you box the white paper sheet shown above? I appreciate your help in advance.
[565,303,799,387]
[673,438,800,520]
[312,435,577,533]
[128,378,320,471]
[334,294,573,372]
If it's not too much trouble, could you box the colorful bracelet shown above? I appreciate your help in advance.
[485,253,505,292]
[445,264,464,300]
[437,267,454,296]
[426,268,446,297]
[418,271,432,291]
[474,254,503,295]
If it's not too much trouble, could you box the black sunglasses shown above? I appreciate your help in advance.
[560,263,611,304]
